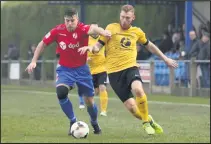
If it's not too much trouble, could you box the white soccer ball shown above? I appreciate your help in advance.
[70,121,89,139]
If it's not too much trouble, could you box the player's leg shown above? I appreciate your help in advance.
[108,69,154,135]
[79,97,85,109]
[97,72,108,116]
[95,88,99,96]
[128,67,163,134]
[77,86,85,109]
[108,71,143,119]
[76,64,101,134]
[92,74,99,96]
[56,66,77,135]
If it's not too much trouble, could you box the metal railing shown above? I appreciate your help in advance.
[1,58,210,97]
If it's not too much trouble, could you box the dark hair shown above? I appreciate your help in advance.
[64,8,78,17]
[203,31,210,37]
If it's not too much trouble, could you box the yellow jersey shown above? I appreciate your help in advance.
[99,23,148,74]
[87,36,106,75]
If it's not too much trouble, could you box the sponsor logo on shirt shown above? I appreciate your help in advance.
[68,42,79,49]
[59,41,80,50]
[59,41,66,50]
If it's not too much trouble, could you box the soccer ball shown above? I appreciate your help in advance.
[70,121,89,139]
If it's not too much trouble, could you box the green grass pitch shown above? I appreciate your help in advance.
[1,85,210,143]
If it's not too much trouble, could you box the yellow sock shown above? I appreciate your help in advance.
[99,90,108,112]
[133,105,143,120]
[135,94,149,122]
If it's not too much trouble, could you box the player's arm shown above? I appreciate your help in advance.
[78,24,111,55]
[78,41,104,55]
[32,28,57,63]
[90,24,111,53]
[25,28,57,73]
[87,24,111,38]
[137,28,178,68]
[145,41,169,62]
[31,41,46,63]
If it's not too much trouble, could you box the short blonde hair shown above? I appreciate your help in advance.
[121,5,135,13]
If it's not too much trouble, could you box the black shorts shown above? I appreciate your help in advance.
[108,66,143,103]
[92,71,107,88]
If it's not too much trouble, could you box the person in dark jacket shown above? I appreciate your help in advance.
[190,32,210,88]
[28,44,42,80]
[187,30,199,59]
[158,30,173,53]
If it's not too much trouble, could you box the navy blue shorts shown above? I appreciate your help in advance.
[56,64,94,97]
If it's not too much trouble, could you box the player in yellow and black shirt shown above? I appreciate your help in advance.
[78,23,109,116]
[78,5,178,135]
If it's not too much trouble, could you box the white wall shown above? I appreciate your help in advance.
[192,1,210,32]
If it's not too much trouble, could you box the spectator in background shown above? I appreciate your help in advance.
[172,29,181,44]
[28,44,42,80]
[4,44,19,60]
[182,30,199,87]
[167,23,174,37]
[181,24,196,42]
[2,44,19,78]
[198,23,208,39]
[190,32,210,60]
[158,30,173,53]
[190,32,210,88]
[187,30,199,59]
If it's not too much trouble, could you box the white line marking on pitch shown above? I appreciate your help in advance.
[2,90,210,108]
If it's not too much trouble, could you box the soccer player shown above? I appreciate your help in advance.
[78,5,178,135]
[86,23,108,116]
[25,8,111,135]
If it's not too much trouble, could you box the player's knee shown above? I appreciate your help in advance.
[84,96,94,106]
[56,86,69,100]
[133,87,145,97]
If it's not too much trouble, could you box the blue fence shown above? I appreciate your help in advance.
[152,50,188,86]
[154,61,186,86]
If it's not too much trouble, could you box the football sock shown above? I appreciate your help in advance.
[59,97,76,123]
[79,95,85,105]
[133,105,143,120]
[87,103,98,125]
[135,94,149,122]
[99,90,108,112]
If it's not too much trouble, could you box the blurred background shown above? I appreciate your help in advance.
[1,0,210,97]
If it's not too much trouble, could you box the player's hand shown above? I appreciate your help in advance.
[164,57,178,69]
[102,30,111,38]
[78,46,92,55]
[87,57,91,61]
[25,62,37,74]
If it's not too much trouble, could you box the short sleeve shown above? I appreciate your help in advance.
[42,28,57,46]
[81,24,91,35]
[137,28,149,45]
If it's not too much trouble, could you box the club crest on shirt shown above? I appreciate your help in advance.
[73,33,78,39]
